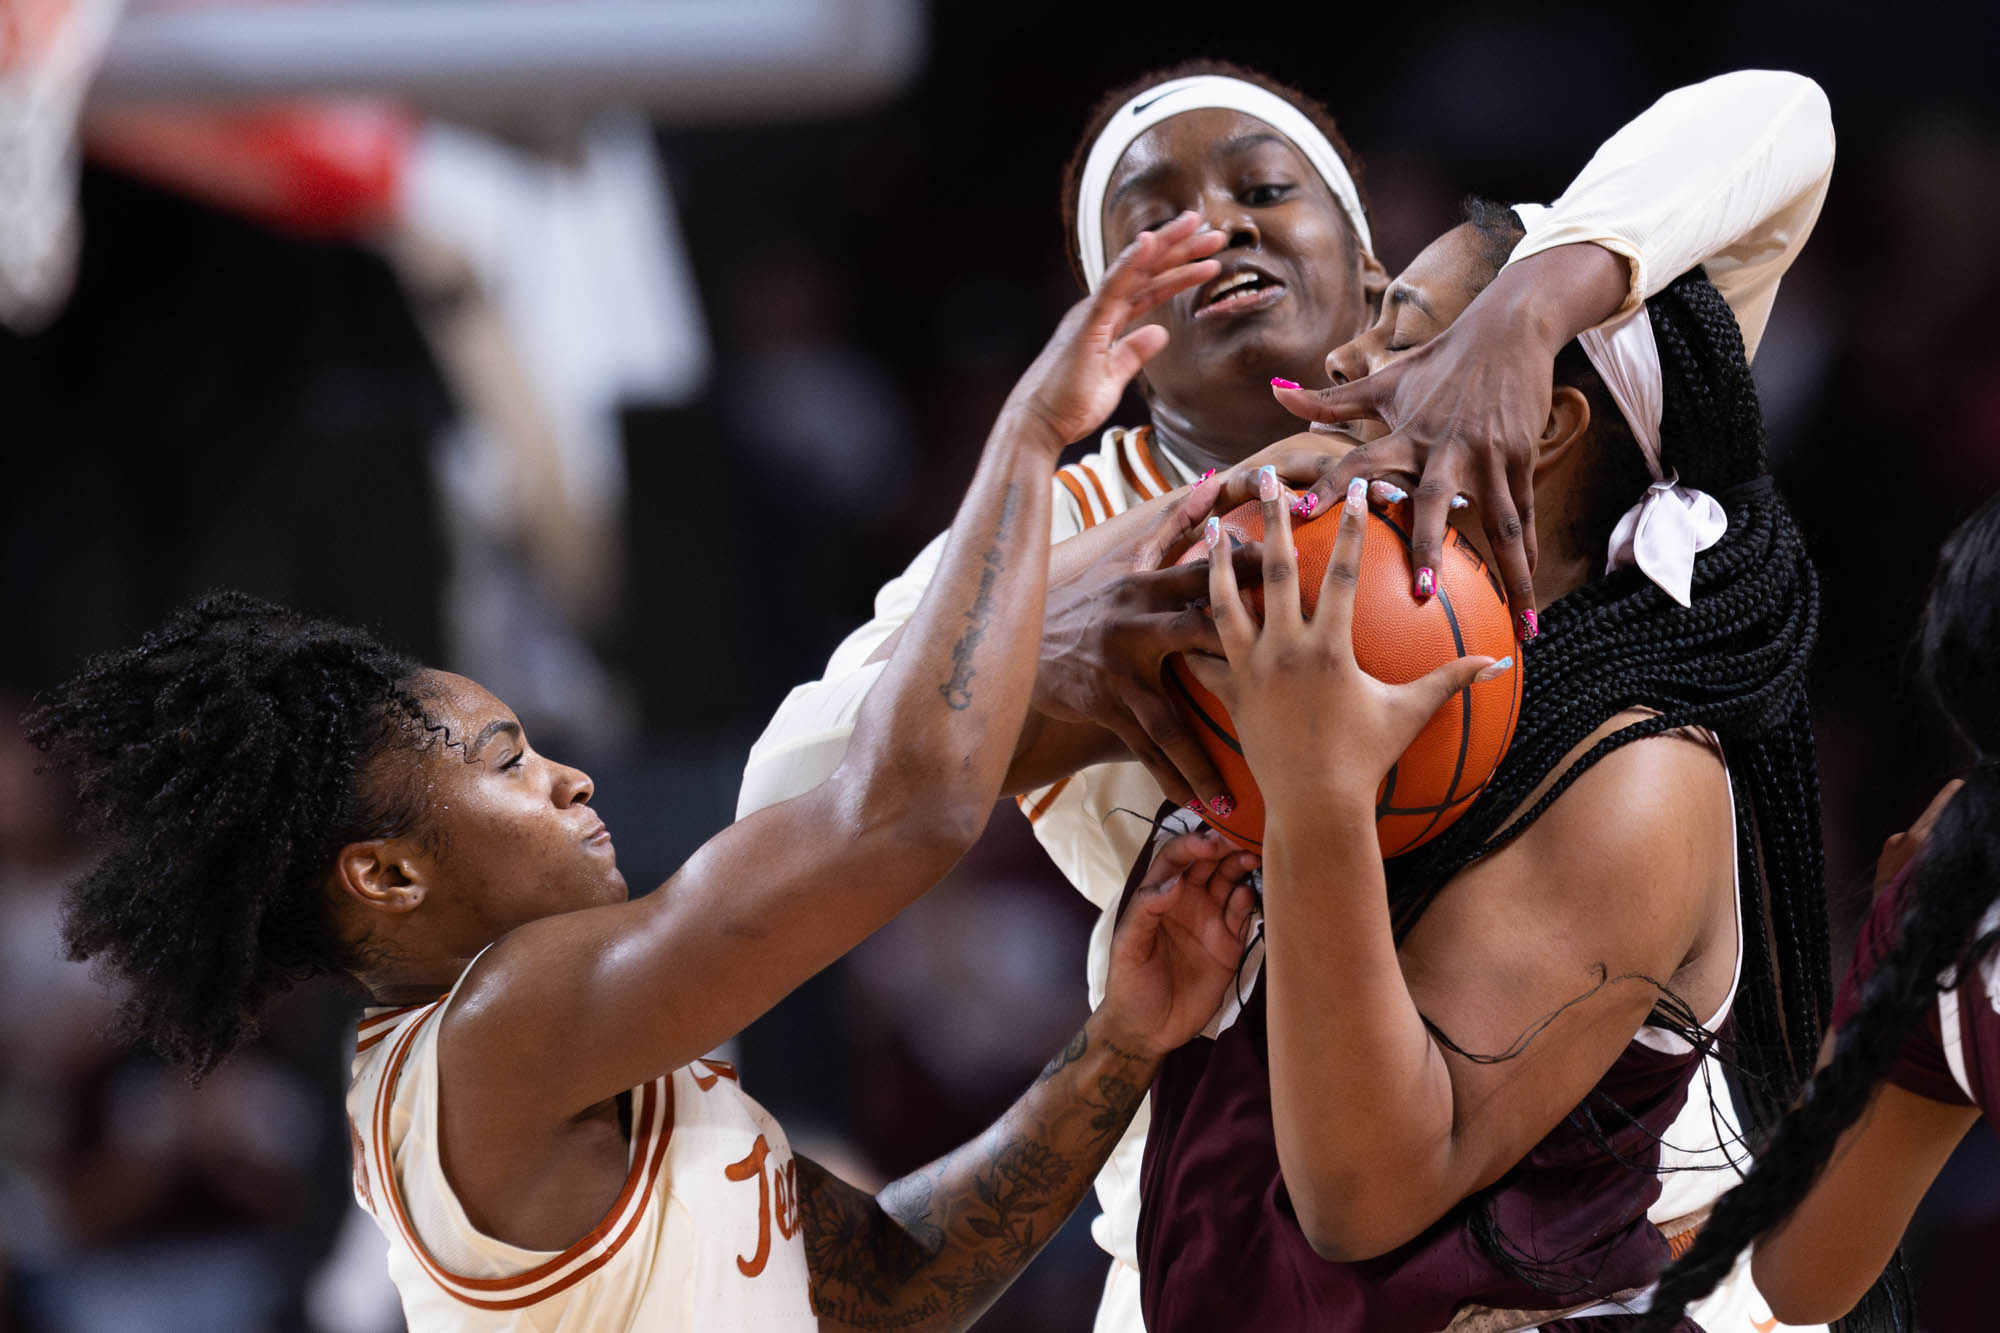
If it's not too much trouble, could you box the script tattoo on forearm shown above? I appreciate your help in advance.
[939,484,1019,711]
[799,1025,1153,1332]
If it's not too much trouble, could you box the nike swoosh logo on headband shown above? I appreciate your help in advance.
[1131,90,1178,114]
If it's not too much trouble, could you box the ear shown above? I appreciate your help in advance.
[1358,249,1390,315]
[331,838,429,916]
[1536,384,1593,470]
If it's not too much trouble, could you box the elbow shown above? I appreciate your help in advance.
[1284,1173,1416,1265]
[832,764,990,870]
[1752,1249,1859,1327]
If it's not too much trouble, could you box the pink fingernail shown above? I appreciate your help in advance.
[1187,799,1207,815]
[1210,794,1236,819]
[1199,467,1217,482]
[1519,608,1540,641]
[1292,491,1319,520]
[1414,567,1436,598]
[1270,377,1301,390]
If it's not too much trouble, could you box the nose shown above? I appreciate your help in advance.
[555,762,594,808]
[1325,333,1372,386]
[1202,188,1260,253]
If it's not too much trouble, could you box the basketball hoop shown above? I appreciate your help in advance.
[0,0,124,332]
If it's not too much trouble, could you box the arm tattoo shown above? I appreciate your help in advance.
[799,1023,1153,1332]
[939,484,1020,711]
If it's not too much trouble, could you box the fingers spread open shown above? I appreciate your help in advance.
[1203,517,1256,656]
[1254,465,1301,631]
[1129,689,1225,811]
[1405,450,1461,603]
[1313,476,1369,651]
[1479,454,1534,640]
[1413,653,1505,722]
[1273,378,1375,425]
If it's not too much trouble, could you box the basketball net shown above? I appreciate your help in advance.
[0,0,125,333]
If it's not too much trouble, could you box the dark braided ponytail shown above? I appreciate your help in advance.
[1392,270,1828,1111]
[1375,267,1870,1318]
[23,590,440,1080]
[1643,493,2000,1329]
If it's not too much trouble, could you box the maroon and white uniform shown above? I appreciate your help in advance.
[1831,864,2000,1118]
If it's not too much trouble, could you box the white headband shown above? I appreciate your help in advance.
[1074,74,1373,292]
[1582,306,1726,607]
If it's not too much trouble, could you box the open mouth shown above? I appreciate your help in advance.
[1195,268,1287,320]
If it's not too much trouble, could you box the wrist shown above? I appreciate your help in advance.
[1085,1003,1171,1069]
[1479,242,1632,352]
[994,395,1080,459]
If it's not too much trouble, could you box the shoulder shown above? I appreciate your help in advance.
[1409,713,1731,978]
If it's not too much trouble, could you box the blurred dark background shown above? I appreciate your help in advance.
[4,0,1999,1329]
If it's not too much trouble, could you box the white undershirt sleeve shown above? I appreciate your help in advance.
[1507,69,1834,362]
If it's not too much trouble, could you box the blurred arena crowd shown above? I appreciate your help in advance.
[3,1,1999,1329]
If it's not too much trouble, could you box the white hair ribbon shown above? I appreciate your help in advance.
[1582,305,1727,608]
[1074,74,1372,293]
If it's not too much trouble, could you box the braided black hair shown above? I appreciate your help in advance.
[1375,265,1875,1321]
[22,590,440,1080]
[1641,495,2000,1328]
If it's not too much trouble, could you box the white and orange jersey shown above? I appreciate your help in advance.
[347,997,817,1333]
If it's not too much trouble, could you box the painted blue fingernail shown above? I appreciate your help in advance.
[1449,495,1470,510]
[1345,477,1367,510]
[1205,516,1221,548]
[1371,481,1408,504]
[1257,465,1280,501]
[1475,655,1514,682]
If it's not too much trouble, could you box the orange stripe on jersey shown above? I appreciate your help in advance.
[356,1003,429,1053]
[1079,462,1115,519]
[1116,445,1150,500]
[1056,471,1097,530]
[369,1002,674,1309]
[1022,778,1071,823]
[1135,427,1174,494]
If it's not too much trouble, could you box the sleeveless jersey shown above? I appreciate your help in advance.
[346,995,818,1332]
[1136,758,1752,1333]
[1833,863,2000,1119]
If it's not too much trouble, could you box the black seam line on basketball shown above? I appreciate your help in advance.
[1165,663,1243,758]
[1402,580,1475,851]
[1367,507,1475,845]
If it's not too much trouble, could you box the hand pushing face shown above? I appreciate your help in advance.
[1100,108,1377,458]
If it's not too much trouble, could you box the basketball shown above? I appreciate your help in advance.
[1165,494,1524,857]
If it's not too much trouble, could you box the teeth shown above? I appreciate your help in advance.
[1204,271,1269,306]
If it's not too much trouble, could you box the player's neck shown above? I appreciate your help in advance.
[1147,397,1299,476]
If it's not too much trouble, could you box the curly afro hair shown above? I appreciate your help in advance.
[24,591,441,1079]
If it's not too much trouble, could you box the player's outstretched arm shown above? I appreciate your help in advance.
[448,215,1225,1116]
[797,831,1256,1333]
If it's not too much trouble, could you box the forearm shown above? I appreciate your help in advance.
[1464,241,1632,364]
[1262,794,1461,1260]
[1510,69,1833,357]
[799,1009,1155,1332]
[835,405,1058,842]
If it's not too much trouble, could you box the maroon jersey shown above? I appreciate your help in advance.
[1830,864,1997,1116]
[1140,961,1710,1332]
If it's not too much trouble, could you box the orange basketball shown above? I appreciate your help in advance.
[1165,494,1524,857]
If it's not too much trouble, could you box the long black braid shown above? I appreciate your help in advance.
[1375,265,1893,1324]
[1390,270,1828,1117]
[1642,495,2000,1329]
[22,590,441,1080]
